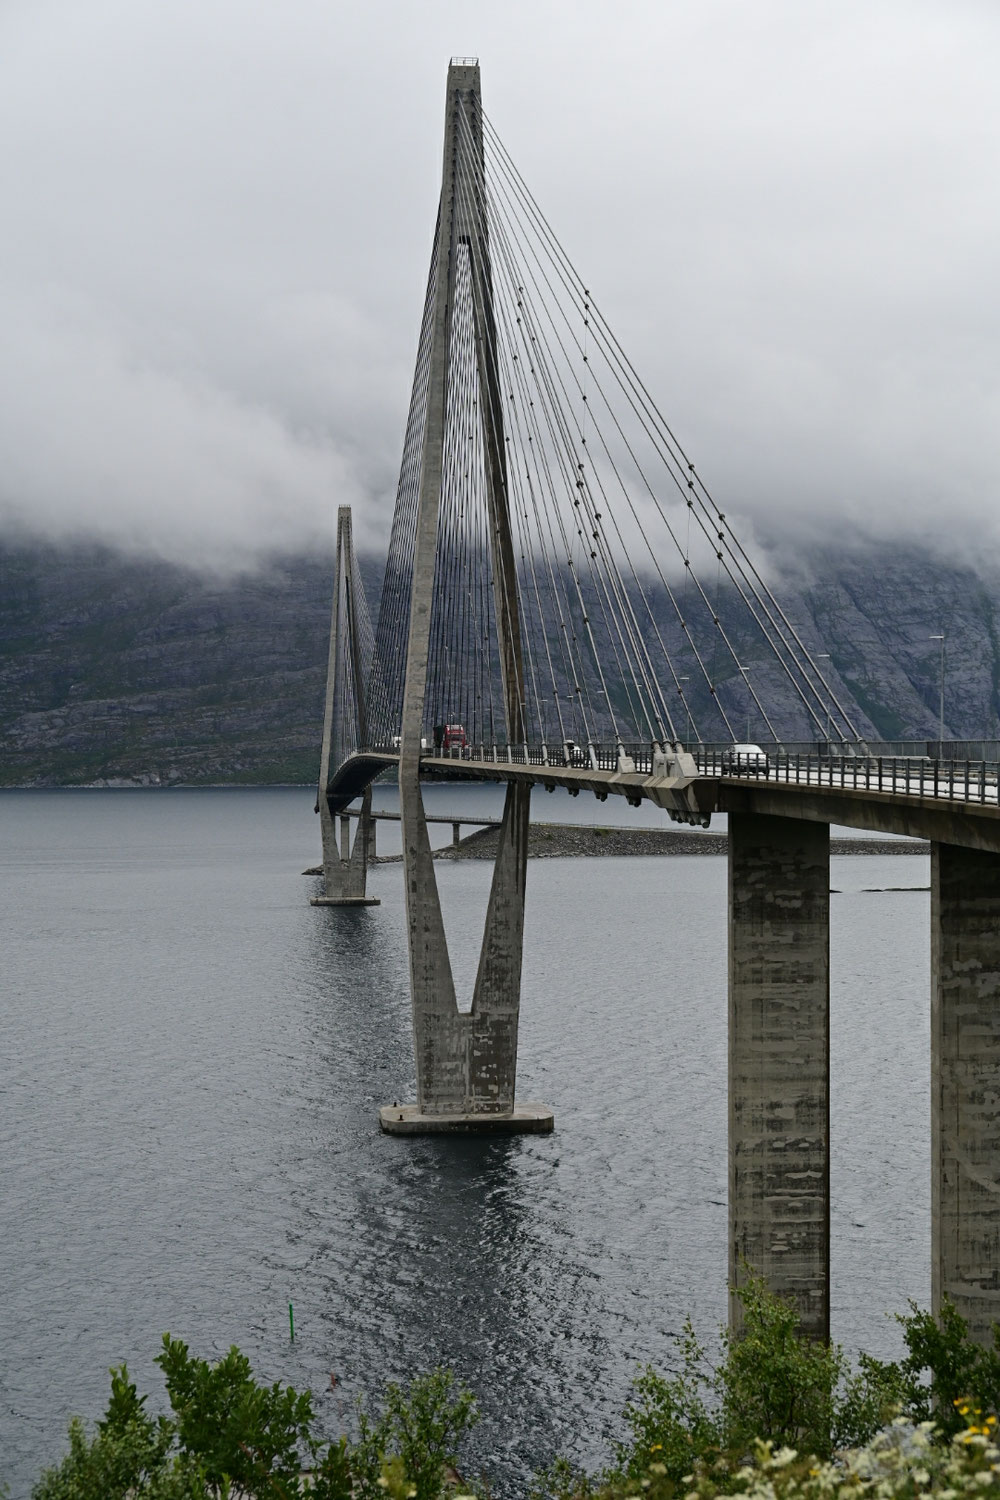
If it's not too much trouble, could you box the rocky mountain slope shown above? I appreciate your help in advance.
[0,539,996,787]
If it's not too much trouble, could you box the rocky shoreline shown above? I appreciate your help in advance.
[353,823,930,863]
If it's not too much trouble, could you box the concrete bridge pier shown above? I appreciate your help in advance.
[933,841,1000,1343]
[311,787,380,907]
[381,775,552,1133]
[729,812,830,1341]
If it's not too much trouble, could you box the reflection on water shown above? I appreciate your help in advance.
[1,790,929,1498]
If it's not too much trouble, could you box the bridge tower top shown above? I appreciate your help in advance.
[445,57,480,106]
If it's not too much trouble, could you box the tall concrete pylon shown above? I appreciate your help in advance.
[379,59,552,1134]
[312,505,379,909]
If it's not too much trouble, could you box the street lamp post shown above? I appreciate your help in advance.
[930,634,946,750]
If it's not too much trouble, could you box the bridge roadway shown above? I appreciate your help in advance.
[327,746,1000,854]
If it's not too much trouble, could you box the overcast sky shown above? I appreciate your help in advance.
[1,0,998,571]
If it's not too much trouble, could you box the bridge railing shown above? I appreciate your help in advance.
[693,748,1000,806]
[361,740,1000,807]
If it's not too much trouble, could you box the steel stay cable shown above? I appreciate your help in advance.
[448,238,479,734]
[481,232,553,744]
[489,248,597,744]
[458,136,599,750]
[477,162,685,742]
[481,173,683,743]
[460,144,650,745]
[481,147,789,743]
[455,131,600,746]
[372,229,439,741]
[426,238,468,740]
[495,326,570,744]
[442,231,468,738]
[481,119,852,739]
[439,193,490,740]
[479,143,741,738]
[496,156,857,744]
[485,229,624,742]
[460,114,661,745]
[452,129,529,744]
[455,125,504,746]
[455,111,614,746]
[442,240,481,735]
[493,309,584,745]
[429,122,482,743]
[484,158,796,745]
[505,425,552,741]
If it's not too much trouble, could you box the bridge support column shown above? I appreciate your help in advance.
[311,786,379,908]
[380,777,552,1134]
[729,813,830,1340]
[932,841,1000,1343]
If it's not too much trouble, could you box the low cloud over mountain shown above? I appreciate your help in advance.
[2,1,999,571]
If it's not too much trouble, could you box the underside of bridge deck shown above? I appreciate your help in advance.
[719,781,1000,853]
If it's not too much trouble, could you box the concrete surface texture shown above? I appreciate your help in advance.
[729,812,831,1341]
[313,786,378,905]
[932,841,1000,1342]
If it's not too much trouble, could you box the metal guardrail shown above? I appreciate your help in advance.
[693,749,999,806]
[366,739,1000,808]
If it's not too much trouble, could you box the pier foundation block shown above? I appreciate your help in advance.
[729,812,830,1340]
[933,841,1000,1344]
[379,1102,554,1134]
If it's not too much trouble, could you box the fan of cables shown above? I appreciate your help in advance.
[367,85,861,757]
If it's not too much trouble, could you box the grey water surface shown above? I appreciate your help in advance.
[1,788,929,1497]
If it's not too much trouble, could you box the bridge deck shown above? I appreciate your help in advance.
[326,750,1000,854]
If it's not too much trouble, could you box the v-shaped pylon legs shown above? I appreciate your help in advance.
[380,778,552,1133]
[311,787,380,908]
[466,780,530,1110]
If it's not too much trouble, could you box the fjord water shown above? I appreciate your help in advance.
[1,788,929,1497]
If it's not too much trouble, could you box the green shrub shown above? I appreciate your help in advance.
[31,1413,202,1500]
[351,1369,479,1500]
[30,1344,477,1500]
[27,1288,1000,1499]
[858,1297,1000,1442]
[156,1334,314,1493]
[602,1277,898,1491]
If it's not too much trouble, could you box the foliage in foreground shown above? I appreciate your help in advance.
[586,1417,1000,1500]
[31,1336,477,1500]
[27,1282,1000,1499]
[535,1281,1000,1499]
[615,1276,906,1482]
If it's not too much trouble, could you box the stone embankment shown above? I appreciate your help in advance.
[374,824,930,862]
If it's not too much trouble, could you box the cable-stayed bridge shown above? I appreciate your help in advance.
[314,61,1000,1349]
